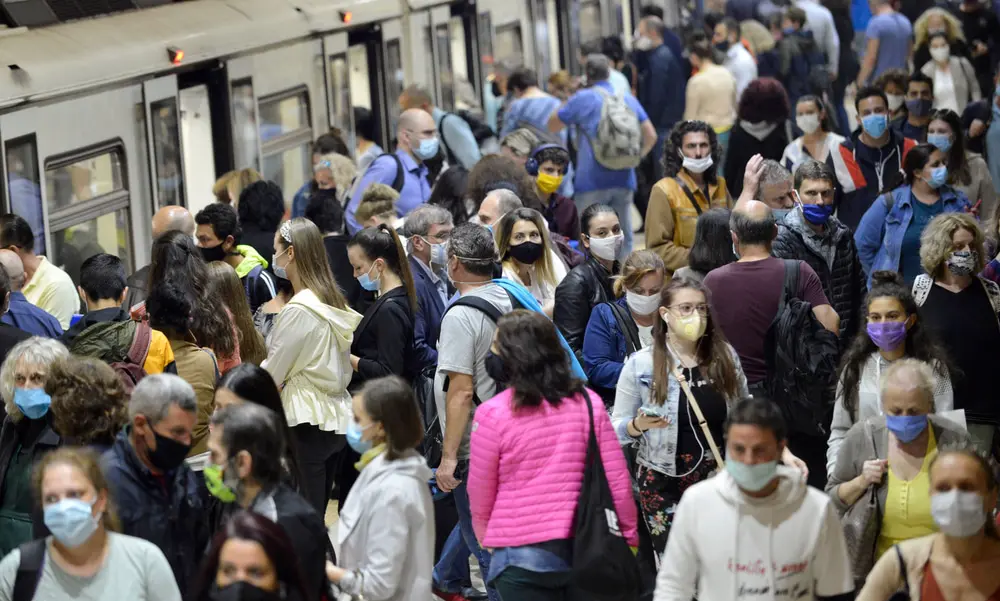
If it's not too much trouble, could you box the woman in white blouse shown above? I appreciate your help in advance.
[921,32,981,115]
[781,95,846,172]
[495,207,568,315]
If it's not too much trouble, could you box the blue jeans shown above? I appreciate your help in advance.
[434,525,472,592]
[574,188,635,260]
[453,480,501,601]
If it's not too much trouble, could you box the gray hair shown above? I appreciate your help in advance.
[447,222,496,276]
[880,358,937,411]
[0,250,25,291]
[642,15,667,39]
[129,373,197,424]
[488,189,524,217]
[500,128,541,158]
[403,205,453,238]
[1,337,69,421]
[759,159,793,188]
[584,54,611,83]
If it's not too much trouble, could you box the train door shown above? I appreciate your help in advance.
[348,25,388,149]
[410,11,437,103]
[529,0,561,84]
[227,56,263,176]
[381,19,406,144]
[324,32,353,140]
[429,6,455,111]
[178,60,232,215]
[452,1,483,108]
[142,76,186,211]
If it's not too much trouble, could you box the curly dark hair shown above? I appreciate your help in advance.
[688,208,736,275]
[46,356,127,447]
[662,120,722,185]
[428,166,470,226]
[466,154,542,213]
[737,78,791,124]
[495,310,587,408]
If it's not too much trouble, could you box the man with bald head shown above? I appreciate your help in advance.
[0,249,61,337]
[476,188,524,228]
[346,108,437,234]
[125,205,194,311]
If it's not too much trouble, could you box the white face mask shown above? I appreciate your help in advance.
[682,154,714,174]
[931,489,988,537]
[930,46,951,63]
[634,35,654,51]
[887,93,905,111]
[588,233,624,261]
[796,113,821,134]
[626,291,660,316]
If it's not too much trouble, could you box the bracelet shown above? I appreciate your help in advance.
[630,417,642,437]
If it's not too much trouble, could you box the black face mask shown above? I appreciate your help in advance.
[146,429,192,472]
[506,241,544,264]
[200,244,228,263]
[209,581,282,601]
[484,351,509,392]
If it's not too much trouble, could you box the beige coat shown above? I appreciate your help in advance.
[921,57,982,114]
[857,534,934,601]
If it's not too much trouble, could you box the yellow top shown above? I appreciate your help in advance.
[22,256,78,329]
[876,427,938,559]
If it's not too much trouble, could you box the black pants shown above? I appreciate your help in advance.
[493,567,572,601]
[290,424,346,515]
[788,432,829,490]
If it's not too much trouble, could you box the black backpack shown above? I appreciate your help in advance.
[763,260,840,438]
[370,153,406,193]
[12,538,45,601]
[570,392,641,601]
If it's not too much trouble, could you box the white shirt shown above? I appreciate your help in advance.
[724,44,758,102]
[933,66,960,114]
[637,324,654,349]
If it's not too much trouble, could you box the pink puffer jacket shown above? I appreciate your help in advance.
[467,387,639,549]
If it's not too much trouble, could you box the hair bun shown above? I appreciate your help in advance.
[870,270,903,287]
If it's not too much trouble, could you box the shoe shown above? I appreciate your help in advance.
[462,587,488,600]
[433,589,469,601]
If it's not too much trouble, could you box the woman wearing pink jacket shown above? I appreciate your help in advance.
[467,309,639,599]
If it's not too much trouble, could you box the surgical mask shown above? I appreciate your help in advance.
[796,114,821,134]
[14,387,50,420]
[634,35,654,51]
[772,208,792,221]
[422,238,448,265]
[887,94,905,111]
[588,233,624,261]
[271,248,289,279]
[204,461,239,503]
[682,154,714,174]
[726,458,778,492]
[44,498,100,548]
[862,114,889,138]
[931,490,988,537]
[536,172,564,195]
[667,312,707,341]
[930,46,951,63]
[885,414,928,443]
[946,250,977,276]
[413,137,440,161]
[867,321,907,351]
[200,244,227,263]
[347,420,374,454]
[147,430,192,472]
[926,165,948,189]
[507,241,545,264]
[801,203,834,225]
[209,581,283,601]
[906,98,933,118]
[357,262,381,291]
[626,291,660,316]
[927,133,953,153]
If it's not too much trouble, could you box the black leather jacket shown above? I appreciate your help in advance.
[553,256,617,365]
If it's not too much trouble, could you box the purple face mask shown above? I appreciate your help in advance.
[867,321,907,352]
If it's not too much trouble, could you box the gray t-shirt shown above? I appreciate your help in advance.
[435,283,514,461]
[0,533,181,601]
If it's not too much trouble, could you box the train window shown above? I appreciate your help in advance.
[436,24,455,111]
[494,23,524,68]
[385,40,404,130]
[579,0,603,45]
[151,99,184,210]
[259,89,313,209]
[44,146,131,286]
[450,17,469,83]
[478,12,494,77]
[349,45,372,111]
[422,26,436,99]
[231,79,260,171]
[329,54,352,134]
[5,136,45,254]
[531,0,553,84]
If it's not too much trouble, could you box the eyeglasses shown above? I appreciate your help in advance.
[668,303,710,317]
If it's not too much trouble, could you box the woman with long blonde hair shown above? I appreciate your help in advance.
[206,261,267,366]
[912,8,970,72]
[495,207,567,316]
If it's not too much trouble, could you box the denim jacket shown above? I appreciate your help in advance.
[611,344,748,476]
[854,184,970,288]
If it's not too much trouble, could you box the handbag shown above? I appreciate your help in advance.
[842,421,882,586]
[671,363,725,470]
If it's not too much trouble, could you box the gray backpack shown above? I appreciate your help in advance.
[589,87,642,170]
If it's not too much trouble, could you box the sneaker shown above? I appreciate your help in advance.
[433,589,469,601]
[462,587,488,600]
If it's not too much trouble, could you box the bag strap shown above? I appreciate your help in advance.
[674,177,703,216]
[893,545,910,598]
[128,320,153,366]
[776,259,800,318]
[13,539,46,601]
[445,294,505,323]
[373,153,405,193]
[439,113,458,164]
[606,302,641,356]
[669,362,725,468]
[582,390,598,469]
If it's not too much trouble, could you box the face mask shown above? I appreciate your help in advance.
[930,46,951,63]
[946,250,977,276]
[507,241,544,264]
[271,248,289,279]
[801,203,834,225]
[796,114,821,134]
[200,244,228,263]
[887,94,905,111]
[14,387,50,420]
[906,98,933,118]
[927,165,949,189]
[726,458,778,492]
[867,320,908,351]
[146,429,192,472]
[667,312,707,341]
[682,154,714,174]
[714,41,730,52]
[209,580,283,601]
[772,208,792,221]
[588,233,624,261]
[44,498,100,548]
[422,239,448,265]
[346,420,375,454]
[862,114,889,138]
[885,414,928,443]
[634,35,654,51]
[626,291,661,316]
[204,461,239,503]
[357,262,382,292]
[413,137,440,161]
[927,133,953,153]
[931,489,988,537]
[484,351,509,390]
[536,173,564,195]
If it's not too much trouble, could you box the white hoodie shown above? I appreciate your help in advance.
[654,465,853,601]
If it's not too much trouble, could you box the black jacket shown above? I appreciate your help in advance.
[349,287,415,392]
[102,428,210,595]
[242,224,278,270]
[772,214,866,340]
[553,256,617,365]
[0,415,58,557]
[724,122,790,199]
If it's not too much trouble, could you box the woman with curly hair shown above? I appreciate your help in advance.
[912,8,971,78]
[926,108,996,221]
[46,355,127,449]
[646,120,731,273]
[724,77,791,199]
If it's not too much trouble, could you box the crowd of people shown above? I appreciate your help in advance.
[1,0,1000,599]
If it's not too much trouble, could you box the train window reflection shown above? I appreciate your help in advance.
[349,45,372,110]
[151,98,184,209]
[329,54,352,133]
[437,24,455,110]
[385,40,404,130]
[478,12,494,77]
[423,25,436,98]
[579,0,602,45]
[262,146,311,211]
[52,211,131,288]
[260,89,312,210]
[5,136,45,254]
[231,79,260,171]
[495,23,524,68]
[259,92,309,142]
[45,151,125,212]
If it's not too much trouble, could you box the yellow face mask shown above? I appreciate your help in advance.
[536,172,564,195]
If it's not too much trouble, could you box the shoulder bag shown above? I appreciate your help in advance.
[842,420,882,587]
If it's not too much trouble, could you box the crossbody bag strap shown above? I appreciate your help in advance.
[674,177,703,215]
[670,363,724,467]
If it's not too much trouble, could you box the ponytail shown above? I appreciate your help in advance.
[382,224,418,314]
[349,225,418,314]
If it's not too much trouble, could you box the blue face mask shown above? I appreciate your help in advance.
[357,262,381,292]
[725,458,778,492]
[271,248,289,280]
[414,137,440,161]
[801,203,834,225]
[862,114,889,138]
[772,208,792,221]
[44,498,99,548]
[928,165,949,189]
[927,133,953,153]
[346,420,374,454]
[14,387,51,420]
[886,414,928,443]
